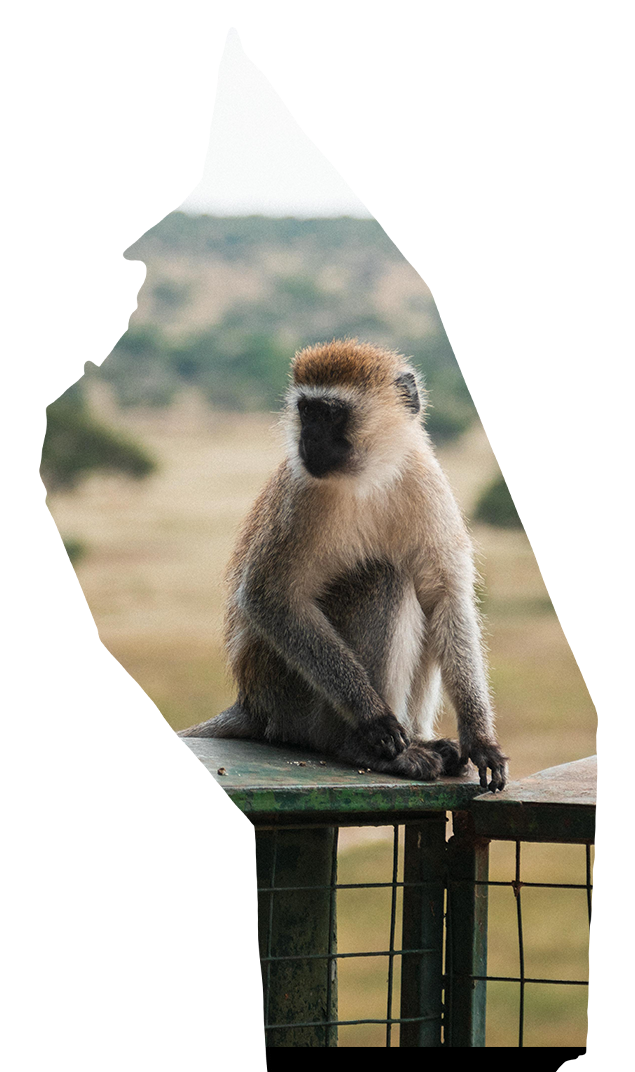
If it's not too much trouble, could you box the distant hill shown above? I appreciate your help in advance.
[84,213,477,442]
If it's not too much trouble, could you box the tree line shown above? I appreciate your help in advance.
[42,213,520,531]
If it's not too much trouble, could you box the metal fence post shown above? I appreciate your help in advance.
[444,810,490,1046]
[400,815,447,1046]
[256,825,338,1047]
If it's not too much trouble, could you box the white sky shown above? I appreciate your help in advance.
[181,30,371,218]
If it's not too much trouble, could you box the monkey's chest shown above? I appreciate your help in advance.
[318,559,424,715]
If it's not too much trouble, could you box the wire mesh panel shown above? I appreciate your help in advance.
[256,817,449,1047]
[183,739,595,1049]
[466,837,593,1047]
[469,755,595,1048]
[255,819,592,1047]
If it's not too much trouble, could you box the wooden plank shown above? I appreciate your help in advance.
[182,737,484,819]
[476,756,596,807]
[470,756,596,842]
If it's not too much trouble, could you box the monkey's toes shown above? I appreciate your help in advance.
[391,744,444,781]
[427,738,468,777]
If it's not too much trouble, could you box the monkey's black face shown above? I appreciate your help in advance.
[297,396,353,478]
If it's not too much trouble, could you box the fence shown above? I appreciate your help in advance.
[183,737,595,1049]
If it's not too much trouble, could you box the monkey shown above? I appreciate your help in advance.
[179,339,508,791]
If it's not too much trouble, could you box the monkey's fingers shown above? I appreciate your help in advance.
[366,711,410,759]
[466,741,509,793]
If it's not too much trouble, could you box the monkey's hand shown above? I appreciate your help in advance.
[364,708,410,760]
[462,737,508,792]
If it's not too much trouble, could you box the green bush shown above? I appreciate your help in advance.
[41,382,157,492]
[474,474,523,529]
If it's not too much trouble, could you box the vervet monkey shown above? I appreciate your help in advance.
[180,340,508,791]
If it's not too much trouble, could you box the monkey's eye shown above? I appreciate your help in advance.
[323,403,345,422]
[297,397,349,430]
[327,403,348,427]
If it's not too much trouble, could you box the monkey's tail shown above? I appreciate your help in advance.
[177,701,258,739]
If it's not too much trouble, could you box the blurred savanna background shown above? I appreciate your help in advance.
[41,34,595,1048]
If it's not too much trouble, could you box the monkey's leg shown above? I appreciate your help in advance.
[241,566,409,761]
[337,732,446,781]
[313,562,444,773]
[317,560,419,759]
[405,655,468,777]
[177,701,261,739]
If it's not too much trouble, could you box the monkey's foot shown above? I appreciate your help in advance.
[424,737,468,777]
[385,743,444,780]
[357,738,471,781]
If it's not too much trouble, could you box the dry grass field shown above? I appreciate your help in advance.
[47,389,596,1048]
[49,387,595,773]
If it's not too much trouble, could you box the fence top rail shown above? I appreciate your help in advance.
[470,755,596,843]
[181,738,596,839]
[182,737,484,818]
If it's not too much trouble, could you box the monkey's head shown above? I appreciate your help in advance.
[284,339,426,490]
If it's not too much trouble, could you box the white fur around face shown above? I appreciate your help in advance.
[286,383,360,407]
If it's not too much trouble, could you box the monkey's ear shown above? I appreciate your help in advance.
[394,371,421,414]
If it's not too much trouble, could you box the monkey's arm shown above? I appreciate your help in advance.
[424,590,508,791]
[238,568,408,759]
